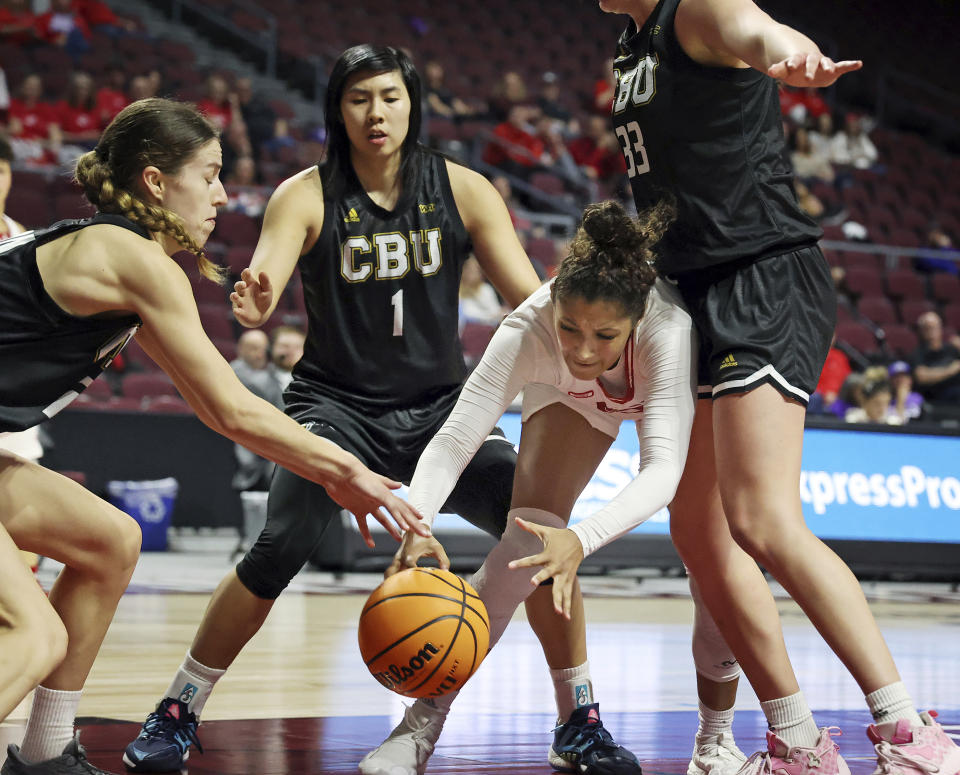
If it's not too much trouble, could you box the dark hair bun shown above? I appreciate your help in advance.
[581,201,633,249]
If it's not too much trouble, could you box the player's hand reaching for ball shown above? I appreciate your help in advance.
[324,467,430,549]
[507,518,584,620]
[385,529,451,578]
[230,268,274,327]
[768,53,862,88]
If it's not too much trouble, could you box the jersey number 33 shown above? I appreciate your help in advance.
[613,55,658,179]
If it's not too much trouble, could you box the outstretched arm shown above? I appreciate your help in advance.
[231,168,323,327]
[407,312,541,527]
[119,243,425,545]
[677,0,862,87]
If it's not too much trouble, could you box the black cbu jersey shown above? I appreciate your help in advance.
[0,214,142,432]
[290,149,473,409]
[611,0,821,276]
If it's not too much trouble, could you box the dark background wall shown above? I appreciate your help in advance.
[43,408,242,531]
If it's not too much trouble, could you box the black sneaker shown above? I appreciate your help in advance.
[2,735,120,775]
[122,699,202,773]
[549,703,643,775]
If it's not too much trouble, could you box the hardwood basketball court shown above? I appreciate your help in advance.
[3,550,959,774]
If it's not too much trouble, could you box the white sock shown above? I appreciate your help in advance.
[163,651,225,716]
[551,661,594,721]
[760,691,820,749]
[19,686,81,763]
[697,699,735,738]
[865,682,923,727]
[421,508,566,718]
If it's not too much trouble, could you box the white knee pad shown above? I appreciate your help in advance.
[689,575,742,683]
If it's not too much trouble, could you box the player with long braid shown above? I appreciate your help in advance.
[0,98,422,775]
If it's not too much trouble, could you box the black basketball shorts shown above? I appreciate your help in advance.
[289,386,517,539]
[674,245,837,406]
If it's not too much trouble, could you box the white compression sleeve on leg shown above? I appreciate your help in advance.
[690,575,742,683]
[427,507,565,715]
[472,507,566,650]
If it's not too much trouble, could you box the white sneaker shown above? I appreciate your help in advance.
[358,701,447,775]
[687,732,748,775]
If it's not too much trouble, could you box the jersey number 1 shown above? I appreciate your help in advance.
[391,290,403,336]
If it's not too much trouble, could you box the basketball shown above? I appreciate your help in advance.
[358,568,490,699]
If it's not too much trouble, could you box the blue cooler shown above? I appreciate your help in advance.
[107,477,178,551]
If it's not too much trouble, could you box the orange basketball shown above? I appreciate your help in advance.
[358,568,490,699]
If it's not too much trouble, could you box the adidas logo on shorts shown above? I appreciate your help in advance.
[719,353,738,369]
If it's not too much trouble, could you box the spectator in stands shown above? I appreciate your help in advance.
[231,329,283,407]
[845,377,901,425]
[225,155,267,217]
[912,311,960,408]
[482,102,545,179]
[423,60,474,122]
[459,255,507,327]
[197,73,238,132]
[488,70,528,122]
[8,72,61,165]
[71,0,137,34]
[198,73,251,180]
[55,71,101,162]
[269,325,306,390]
[233,76,276,152]
[790,126,834,184]
[831,370,864,419]
[592,57,616,114]
[779,85,830,126]
[262,117,297,158]
[490,173,532,236]
[808,111,837,157]
[145,69,163,98]
[830,111,879,170]
[0,0,37,44]
[226,155,258,186]
[799,86,830,121]
[0,136,25,240]
[887,360,924,423]
[34,0,91,58]
[537,71,578,138]
[95,63,129,126]
[778,85,806,123]
[230,329,284,492]
[810,332,851,414]
[567,114,628,200]
[531,108,590,191]
[127,74,154,102]
[914,221,958,275]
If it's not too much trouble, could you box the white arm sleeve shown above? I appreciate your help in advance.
[407,317,543,527]
[568,320,697,556]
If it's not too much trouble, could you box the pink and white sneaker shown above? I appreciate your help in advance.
[867,711,960,775]
[735,727,850,775]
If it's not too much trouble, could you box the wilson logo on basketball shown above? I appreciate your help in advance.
[372,642,443,691]
[358,568,490,699]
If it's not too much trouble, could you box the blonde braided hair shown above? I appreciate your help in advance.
[74,98,226,284]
